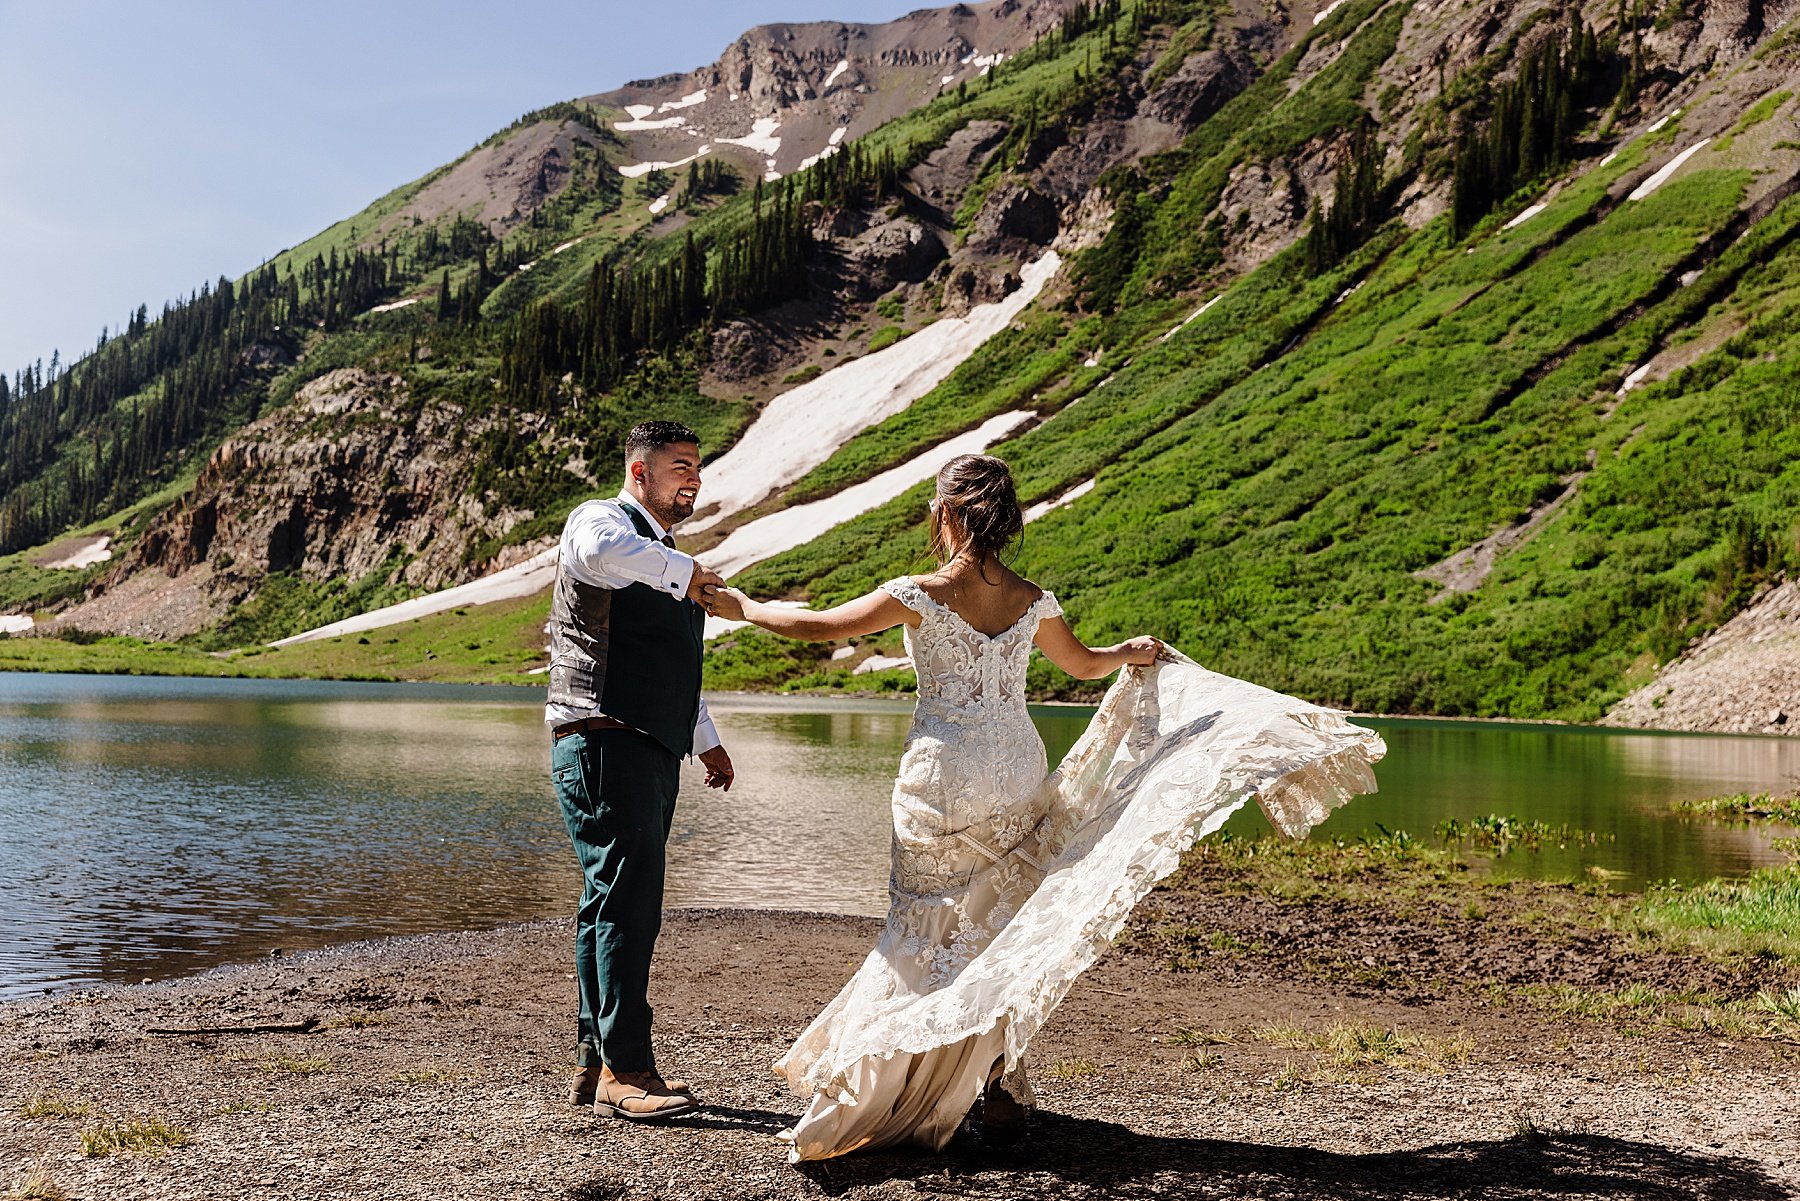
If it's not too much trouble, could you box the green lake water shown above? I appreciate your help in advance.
[1,674,1794,999]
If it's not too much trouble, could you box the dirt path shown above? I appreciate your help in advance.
[4,884,1797,1200]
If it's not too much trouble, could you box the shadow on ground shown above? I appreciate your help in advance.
[794,1114,1793,1200]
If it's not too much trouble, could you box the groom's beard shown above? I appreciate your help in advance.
[661,486,696,524]
[645,479,697,525]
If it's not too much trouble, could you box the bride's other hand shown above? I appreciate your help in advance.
[704,586,748,621]
[1117,636,1163,666]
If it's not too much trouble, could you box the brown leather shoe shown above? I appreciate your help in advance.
[571,1064,691,1105]
[593,1065,700,1121]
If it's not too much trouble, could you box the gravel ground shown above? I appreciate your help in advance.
[4,899,1797,1200]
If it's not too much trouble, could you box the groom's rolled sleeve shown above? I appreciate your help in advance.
[693,698,721,755]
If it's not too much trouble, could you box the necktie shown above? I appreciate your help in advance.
[661,534,676,549]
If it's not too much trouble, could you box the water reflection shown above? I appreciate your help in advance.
[1303,719,1800,886]
[1,675,1796,1000]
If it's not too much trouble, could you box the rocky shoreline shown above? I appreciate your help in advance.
[6,883,1798,1200]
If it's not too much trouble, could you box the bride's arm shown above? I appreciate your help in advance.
[1034,615,1161,680]
[707,586,914,641]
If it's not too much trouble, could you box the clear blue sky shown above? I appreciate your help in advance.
[0,0,923,376]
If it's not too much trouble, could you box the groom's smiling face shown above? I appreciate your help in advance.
[630,440,702,526]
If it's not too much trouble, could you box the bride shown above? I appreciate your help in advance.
[705,454,1383,1161]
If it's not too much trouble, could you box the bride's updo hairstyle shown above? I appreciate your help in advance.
[930,454,1024,565]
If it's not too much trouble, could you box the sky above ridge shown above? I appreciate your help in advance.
[0,0,924,375]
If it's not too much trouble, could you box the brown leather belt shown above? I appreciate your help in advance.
[552,714,632,741]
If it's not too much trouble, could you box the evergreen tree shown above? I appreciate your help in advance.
[1450,17,1603,238]
[1304,126,1388,275]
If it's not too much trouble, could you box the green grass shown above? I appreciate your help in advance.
[78,1115,189,1157]
[15,1093,92,1120]
[3,1162,65,1201]
[1732,89,1791,134]
[0,590,549,686]
[1166,827,1800,971]
[1672,792,1800,825]
[1245,1021,1474,1070]
[392,1066,459,1084]
[1711,91,1789,154]
[1515,980,1799,1039]
[1041,1058,1101,1081]
[1435,815,1616,854]
[193,555,424,652]
[1158,830,1800,1042]
[725,152,1789,719]
[1637,866,1800,960]
[866,325,906,353]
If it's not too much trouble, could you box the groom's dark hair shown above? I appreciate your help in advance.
[624,421,700,460]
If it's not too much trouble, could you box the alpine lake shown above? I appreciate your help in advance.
[2,673,1795,1000]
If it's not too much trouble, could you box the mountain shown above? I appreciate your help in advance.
[3,0,1799,728]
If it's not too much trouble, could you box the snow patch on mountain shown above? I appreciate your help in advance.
[685,252,1062,534]
[717,116,782,157]
[1629,140,1711,201]
[1024,478,1096,522]
[619,149,711,178]
[1503,202,1547,229]
[702,409,1036,580]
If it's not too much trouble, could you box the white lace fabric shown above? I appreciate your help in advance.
[774,576,1386,1161]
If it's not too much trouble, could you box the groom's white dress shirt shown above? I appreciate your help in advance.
[542,491,721,754]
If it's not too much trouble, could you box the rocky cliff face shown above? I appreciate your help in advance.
[591,1,1074,182]
[1605,580,1800,736]
[60,370,549,640]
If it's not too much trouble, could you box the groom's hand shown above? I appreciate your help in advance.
[687,563,726,606]
[699,745,734,791]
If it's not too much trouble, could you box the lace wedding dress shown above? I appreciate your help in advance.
[773,576,1386,1162]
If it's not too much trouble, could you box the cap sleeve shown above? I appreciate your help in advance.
[1037,591,1063,620]
[881,577,930,613]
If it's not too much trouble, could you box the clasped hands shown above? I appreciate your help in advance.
[686,564,746,622]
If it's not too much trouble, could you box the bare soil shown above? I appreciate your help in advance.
[5,873,1798,1200]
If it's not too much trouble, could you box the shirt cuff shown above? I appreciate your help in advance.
[661,549,697,597]
[692,705,721,755]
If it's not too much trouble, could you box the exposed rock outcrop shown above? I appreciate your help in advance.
[1604,579,1800,736]
[591,1,1074,182]
[58,369,550,640]
[965,184,1060,253]
[839,216,949,296]
[1143,49,1253,130]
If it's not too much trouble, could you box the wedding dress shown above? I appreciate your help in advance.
[773,576,1385,1161]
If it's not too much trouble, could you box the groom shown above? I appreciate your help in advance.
[545,419,735,1121]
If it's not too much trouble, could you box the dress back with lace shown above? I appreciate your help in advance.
[889,576,1058,713]
[773,575,1386,1163]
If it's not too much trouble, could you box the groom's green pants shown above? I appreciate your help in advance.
[551,727,681,1073]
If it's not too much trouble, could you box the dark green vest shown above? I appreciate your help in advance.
[546,500,705,757]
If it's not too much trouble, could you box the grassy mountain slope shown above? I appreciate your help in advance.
[710,2,1800,721]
